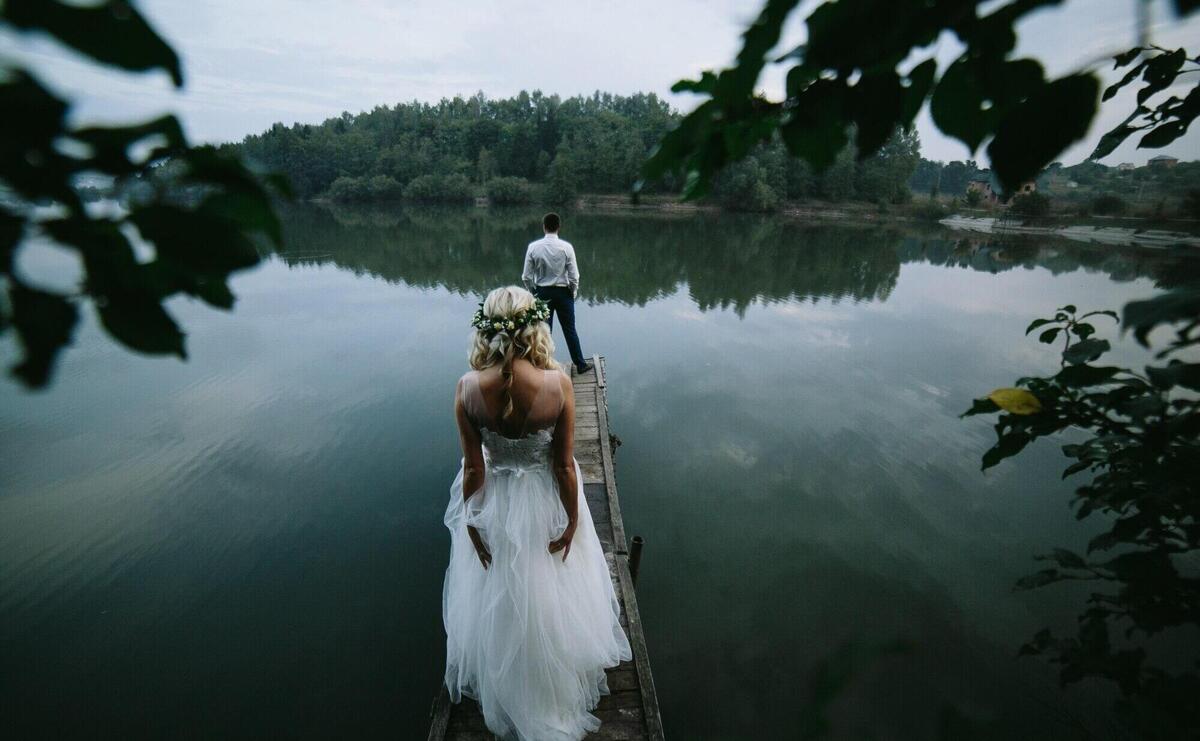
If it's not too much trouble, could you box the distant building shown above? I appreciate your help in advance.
[1117,162,1135,171]
[967,174,1036,206]
[967,176,999,205]
[1149,155,1179,169]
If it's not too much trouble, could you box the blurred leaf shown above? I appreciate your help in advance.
[70,115,186,174]
[982,431,1031,470]
[988,74,1099,193]
[1015,568,1062,590]
[672,71,720,95]
[1025,317,1053,335]
[96,295,185,358]
[1136,49,1186,105]
[2,0,183,86]
[1139,120,1187,149]
[1062,459,1091,479]
[130,204,261,274]
[1123,287,1200,346]
[0,208,22,273]
[1063,338,1110,365]
[850,68,904,158]
[899,58,937,126]
[1056,364,1121,386]
[988,387,1042,415]
[0,71,81,210]
[931,58,1044,154]
[1103,58,1148,101]
[1040,548,1087,569]
[962,397,1001,417]
[1146,361,1200,391]
[1039,327,1061,343]
[9,283,78,388]
[780,80,848,170]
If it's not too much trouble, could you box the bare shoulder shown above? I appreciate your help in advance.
[555,367,574,393]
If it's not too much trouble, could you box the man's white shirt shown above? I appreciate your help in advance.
[522,234,579,296]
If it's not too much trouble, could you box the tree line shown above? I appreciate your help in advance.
[228,91,925,212]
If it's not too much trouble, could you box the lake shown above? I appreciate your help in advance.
[1,203,1192,738]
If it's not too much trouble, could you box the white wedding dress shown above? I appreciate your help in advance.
[443,368,632,741]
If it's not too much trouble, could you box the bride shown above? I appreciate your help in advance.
[442,286,632,740]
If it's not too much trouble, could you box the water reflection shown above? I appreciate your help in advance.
[275,203,1192,311]
[3,203,1194,739]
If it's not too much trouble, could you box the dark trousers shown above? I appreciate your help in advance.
[533,285,586,368]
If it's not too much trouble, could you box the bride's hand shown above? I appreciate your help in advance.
[548,523,576,562]
[467,526,492,570]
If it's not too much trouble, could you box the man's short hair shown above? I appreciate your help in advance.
[542,212,561,233]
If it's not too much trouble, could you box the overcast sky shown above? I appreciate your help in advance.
[5,0,1199,166]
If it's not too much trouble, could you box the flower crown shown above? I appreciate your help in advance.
[470,298,552,337]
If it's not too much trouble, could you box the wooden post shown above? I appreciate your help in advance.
[629,535,644,587]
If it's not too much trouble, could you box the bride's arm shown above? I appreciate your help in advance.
[455,382,490,569]
[549,372,578,562]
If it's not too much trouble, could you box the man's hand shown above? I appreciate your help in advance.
[548,522,576,562]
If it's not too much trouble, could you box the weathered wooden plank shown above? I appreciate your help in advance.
[594,356,626,555]
[616,553,665,741]
[427,685,452,741]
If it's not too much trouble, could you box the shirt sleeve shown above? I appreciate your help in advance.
[521,244,535,289]
[565,243,579,296]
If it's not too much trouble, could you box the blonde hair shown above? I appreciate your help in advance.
[469,286,560,422]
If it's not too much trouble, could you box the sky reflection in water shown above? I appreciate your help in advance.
[0,204,1190,738]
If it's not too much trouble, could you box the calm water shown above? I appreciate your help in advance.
[1,204,1194,738]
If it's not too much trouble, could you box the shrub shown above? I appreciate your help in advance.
[964,189,983,207]
[715,160,780,212]
[1184,189,1200,219]
[1091,193,1127,216]
[327,175,369,202]
[912,200,948,221]
[1009,191,1050,217]
[402,174,476,203]
[326,174,403,202]
[542,157,578,205]
[366,174,403,200]
[486,176,534,205]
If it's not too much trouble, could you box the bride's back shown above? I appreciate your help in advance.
[463,359,566,439]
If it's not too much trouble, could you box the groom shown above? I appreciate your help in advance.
[522,212,592,375]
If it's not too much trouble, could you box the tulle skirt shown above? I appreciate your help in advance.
[443,460,632,741]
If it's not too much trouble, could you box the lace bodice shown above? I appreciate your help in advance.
[460,367,566,474]
[479,428,554,472]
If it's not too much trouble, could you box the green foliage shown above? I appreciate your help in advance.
[714,159,780,212]
[485,176,534,205]
[327,174,403,202]
[911,200,948,222]
[236,91,678,201]
[0,1,284,389]
[401,174,475,203]
[1091,46,1200,160]
[963,292,1200,736]
[1182,189,1200,219]
[542,151,579,206]
[1008,191,1050,217]
[964,189,983,207]
[1091,193,1128,216]
[641,0,1197,200]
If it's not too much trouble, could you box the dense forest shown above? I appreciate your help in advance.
[228,91,923,211]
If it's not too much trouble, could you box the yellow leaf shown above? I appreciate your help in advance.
[988,388,1042,415]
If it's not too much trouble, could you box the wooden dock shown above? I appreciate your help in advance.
[427,355,665,741]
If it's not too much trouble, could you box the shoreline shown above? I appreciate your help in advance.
[313,193,1200,232]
